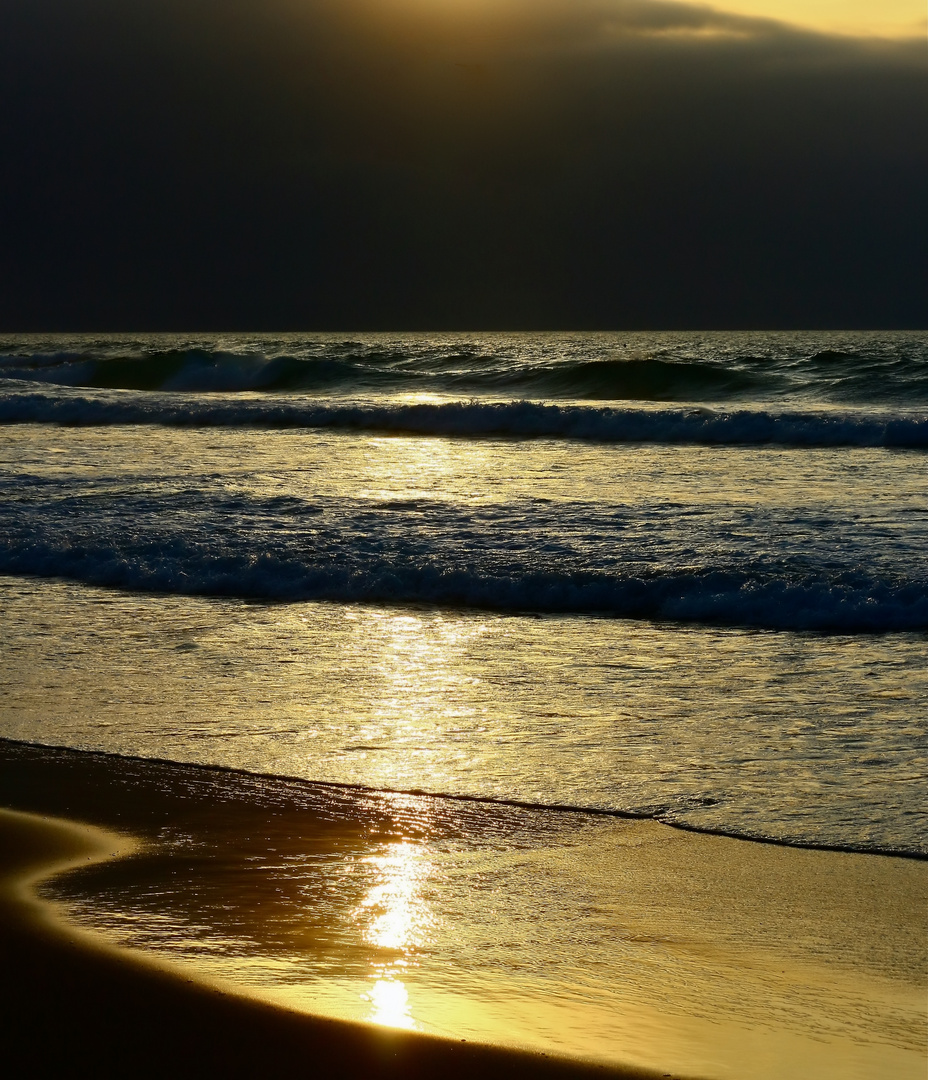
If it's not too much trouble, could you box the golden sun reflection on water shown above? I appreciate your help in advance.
[358,431,491,504]
[354,837,438,1029]
[352,607,487,793]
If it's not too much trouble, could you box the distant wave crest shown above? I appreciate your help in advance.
[2,339,927,402]
[0,349,388,393]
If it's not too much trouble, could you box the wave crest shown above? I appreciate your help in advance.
[3,337,926,402]
[0,391,925,448]
[1,534,925,632]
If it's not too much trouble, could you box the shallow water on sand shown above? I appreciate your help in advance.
[2,576,926,853]
[3,744,925,1080]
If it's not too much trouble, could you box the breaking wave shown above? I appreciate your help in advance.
[0,391,925,447]
[2,538,925,632]
[2,489,926,631]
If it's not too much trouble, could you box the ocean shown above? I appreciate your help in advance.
[1,330,926,1074]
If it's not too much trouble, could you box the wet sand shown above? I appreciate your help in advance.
[0,806,673,1080]
[0,740,925,1080]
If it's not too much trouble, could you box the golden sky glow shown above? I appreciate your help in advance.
[4,0,924,328]
[707,0,926,37]
[395,0,927,40]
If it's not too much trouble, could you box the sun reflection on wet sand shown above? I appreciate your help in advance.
[32,751,928,1080]
[354,837,437,1030]
[363,977,414,1030]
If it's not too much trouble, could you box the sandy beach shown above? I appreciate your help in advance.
[1,741,925,1080]
[0,804,674,1080]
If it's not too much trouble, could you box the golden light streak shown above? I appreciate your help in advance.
[693,0,924,39]
[354,838,438,1030]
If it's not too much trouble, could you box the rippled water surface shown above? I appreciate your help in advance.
[2,331,926,1079]
[1,331,926,851]
[2,576,926,852]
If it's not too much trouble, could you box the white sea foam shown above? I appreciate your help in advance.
[1,480,925,630]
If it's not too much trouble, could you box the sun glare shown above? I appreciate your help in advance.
[365,978,415,1029]
[358,840,433,952]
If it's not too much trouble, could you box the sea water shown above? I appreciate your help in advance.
[1,330,925,852]
[0,331,926,1073]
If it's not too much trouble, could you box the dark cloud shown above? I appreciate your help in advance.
[0,0,924,329]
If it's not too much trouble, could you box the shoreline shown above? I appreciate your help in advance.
[0,806,675,1080]
[1,740,925,1080]
[2,736,923,862]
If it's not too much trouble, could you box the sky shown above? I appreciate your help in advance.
[714,0,923,38]
[0,0,925,330]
